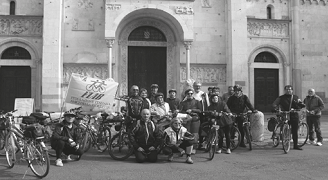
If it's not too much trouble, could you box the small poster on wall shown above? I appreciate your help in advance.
[13,98,34,116]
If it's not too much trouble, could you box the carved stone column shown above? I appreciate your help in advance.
[184,41,192,80]
[106,39,115,78]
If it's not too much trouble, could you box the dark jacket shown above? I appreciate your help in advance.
[303,95,325,116]
[272,94,306,120]
[130,120,162,150]
[127,95,144,119]
[179,98,202,114]
[165,97,180,112]
[51,121,81,143]
[227,94,255,114]
[208,101,232,127]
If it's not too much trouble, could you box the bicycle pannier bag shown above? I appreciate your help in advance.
[218,113,233,127]
[0,118,6,130]
[267,117,277,132]
[22,116,37,124]
[24,125,44,139]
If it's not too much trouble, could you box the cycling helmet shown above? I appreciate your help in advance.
[233,85,242,92]
[63,111,75,117]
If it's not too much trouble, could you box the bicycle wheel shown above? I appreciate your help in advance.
[5,132,16,168]
[27,141,50,178]
[272,125,280,147]
[281,124,291,153]
[208,128,216,160]
[243,125,252,150]
[97,128,111,152]
[81,131,92,153]
[108,132,134,160]
[298,122,309,147]
[229,126,241,151]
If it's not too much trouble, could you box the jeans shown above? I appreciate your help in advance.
[307,116,323,142]
[135,150,158,163]
[218,124,232,149]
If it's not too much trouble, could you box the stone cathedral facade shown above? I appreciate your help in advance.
[0,0,327,113]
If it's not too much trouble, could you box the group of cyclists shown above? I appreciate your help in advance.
[52,82,325,166]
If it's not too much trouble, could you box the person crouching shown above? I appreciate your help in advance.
[51,111,83,167]
[130,109,162,163]
[163,118,194,164]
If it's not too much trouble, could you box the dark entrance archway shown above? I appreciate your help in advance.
[254,52,279,112]
[127,26,167,96]
[0,66,31,111]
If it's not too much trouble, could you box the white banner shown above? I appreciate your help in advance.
[65,73,119,110]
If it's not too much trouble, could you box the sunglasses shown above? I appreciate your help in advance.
[187,93,193,95]
[132,89,139,91]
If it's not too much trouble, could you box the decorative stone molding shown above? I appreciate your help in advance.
[283,62,291,67]
[72,19,94,31]
[180,64,226,85]
[175,7,194,15]
[105,39,115,48]
[63,64,108,84]
[0,16,42,36]
[301,0,328,5]
[201,0,212,8]
[78,0,93,9]
[119,20,176,96]
[247,0,284,2]
[106,4,121,11]
[184,41,192,50]
[247,19,289,38]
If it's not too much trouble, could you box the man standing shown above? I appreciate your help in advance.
[126,85,144,131]
[227,85,257,147]
[222,86,234,103]
[149,84,159,104]
[272,85,305,150]
[303,88,325,146]
[165,89,180,113]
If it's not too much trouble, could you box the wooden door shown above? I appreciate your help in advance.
[0,66,31,111]
[128,46,167,96]
[254,69,279,112]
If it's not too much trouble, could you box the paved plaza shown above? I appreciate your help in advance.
[0,114,328,180]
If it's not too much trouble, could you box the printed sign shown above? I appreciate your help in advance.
[14,98,34,116]
[65,73,119,110]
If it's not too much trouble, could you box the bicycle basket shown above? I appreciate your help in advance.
[267,117,278,132]
[24,125,44,139]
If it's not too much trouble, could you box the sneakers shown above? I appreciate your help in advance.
[55,159,63,167]
[226,149,231,154]
[307,140,316,145]
[216,149,222,154]
[186,156,193,164]
[191,149,196,155]
[66,155,72,161]
[168,154,174,162]
[316,142,323,146]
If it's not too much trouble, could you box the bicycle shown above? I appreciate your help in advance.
[298,109,309,146]
[232,111,255,150]
[4,109,50,178]
[79,112,112,153]
[108,112,134,161]
[200,111,241,152]
[275,109,301,153]
[0,110,8,152]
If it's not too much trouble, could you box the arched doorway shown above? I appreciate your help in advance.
[127,26,167,95]
[253,52,279,112]
[248,45,289,112]
[0,46,32,111]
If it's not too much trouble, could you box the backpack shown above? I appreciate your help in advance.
[267,117,278,132]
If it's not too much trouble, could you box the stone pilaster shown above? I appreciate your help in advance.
[42,0,64,111]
